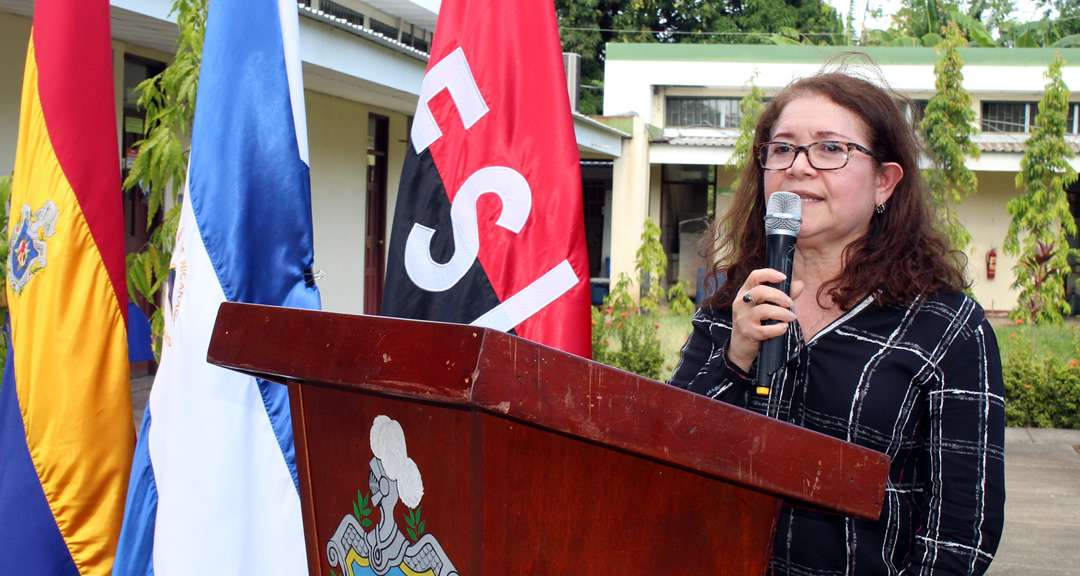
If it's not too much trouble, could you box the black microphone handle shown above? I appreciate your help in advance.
[757,232,797,388]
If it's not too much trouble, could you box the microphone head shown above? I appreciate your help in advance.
[765,191,801,236]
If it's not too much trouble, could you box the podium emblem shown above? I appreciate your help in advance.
[327,415,457,576]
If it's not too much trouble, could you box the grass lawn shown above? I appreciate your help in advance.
[655,313,694,381]
[994,321,1080,363]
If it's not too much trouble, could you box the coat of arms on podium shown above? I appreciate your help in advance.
[327,415,457,576]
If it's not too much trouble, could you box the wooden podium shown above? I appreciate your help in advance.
[207,303,889,576]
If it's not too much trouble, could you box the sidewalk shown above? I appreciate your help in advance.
[989,427,1080,575]
[128,378,1077,573]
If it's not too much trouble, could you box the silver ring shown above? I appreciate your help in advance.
[742,293,755,304]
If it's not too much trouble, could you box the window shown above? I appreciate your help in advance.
[400,28,430,52]
[368,18,398,38]
[909,100,929,124]
[666,97,742,129]
[981,101,1080,134]
[320,0,364,26]
[981,101,1037,133]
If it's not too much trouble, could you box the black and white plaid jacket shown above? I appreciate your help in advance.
[668,291,1006,576]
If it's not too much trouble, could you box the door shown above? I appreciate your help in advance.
[364,114,388,315]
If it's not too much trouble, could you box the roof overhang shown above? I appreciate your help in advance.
[574,113,630,159]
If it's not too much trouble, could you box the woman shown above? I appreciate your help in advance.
[668,61,1006,575]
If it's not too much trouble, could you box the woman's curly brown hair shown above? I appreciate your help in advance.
[704,55,968,311]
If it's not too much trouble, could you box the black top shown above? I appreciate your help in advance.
[668,291,1006,576]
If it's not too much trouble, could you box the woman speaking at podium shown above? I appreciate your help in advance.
[668,59,1005,575]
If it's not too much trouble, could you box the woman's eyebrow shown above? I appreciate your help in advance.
[769,129,850,141]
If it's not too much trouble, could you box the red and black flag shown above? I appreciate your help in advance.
[382,0,591,357]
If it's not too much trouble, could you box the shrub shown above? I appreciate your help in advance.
[1003,348,1080,429]
[592,277,663,380]
[666,278,696,316]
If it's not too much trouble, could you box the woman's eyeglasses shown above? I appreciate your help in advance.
[756,140,876,171]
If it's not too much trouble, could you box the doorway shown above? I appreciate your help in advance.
[364,114,388,315]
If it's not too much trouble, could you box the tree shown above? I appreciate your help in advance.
[1004,53,1078,326]
[555,0,843,114]
[920,22,978,255]
[728,71,765,194]
[636,218,667,313]
[124,0,208,357]
[858,0,1002,46]
[999,0,1080,47]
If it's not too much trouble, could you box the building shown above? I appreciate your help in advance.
[0,0,627,319]
[598,44,1080,313]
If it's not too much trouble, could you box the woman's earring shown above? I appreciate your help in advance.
[875,202,887,214]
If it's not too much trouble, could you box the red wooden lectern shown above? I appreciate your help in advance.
[207,303,889,576]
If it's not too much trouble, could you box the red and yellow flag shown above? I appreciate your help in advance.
[0,0,134,573]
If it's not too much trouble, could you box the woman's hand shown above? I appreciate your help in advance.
[728,269,804,372]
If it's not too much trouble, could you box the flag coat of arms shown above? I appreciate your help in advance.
[382,0,592,357]
[113,0,321,573]
[0,0,134,574]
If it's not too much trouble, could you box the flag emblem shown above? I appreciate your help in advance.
[7,200,59,294]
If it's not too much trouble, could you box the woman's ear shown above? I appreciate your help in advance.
[876,162,903,205]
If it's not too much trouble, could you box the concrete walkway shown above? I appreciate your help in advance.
[128,377,1077,573]
[989,427,1080,575]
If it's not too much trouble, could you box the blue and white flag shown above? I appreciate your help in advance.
[114,0,320,573]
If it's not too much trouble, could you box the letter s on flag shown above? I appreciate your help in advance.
[401,48,579,332]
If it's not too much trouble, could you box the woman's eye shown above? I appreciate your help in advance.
[772,145,794,154]
[820,142,845,154]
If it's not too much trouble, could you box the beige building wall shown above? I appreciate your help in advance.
[964,171,1023,314]
[305,90,410,315]
[0,11,31,176]
[609,116,652,295]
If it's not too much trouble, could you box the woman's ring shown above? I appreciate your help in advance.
[742,293,755,304]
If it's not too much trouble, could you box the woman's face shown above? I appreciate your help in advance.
[763,94,902,253]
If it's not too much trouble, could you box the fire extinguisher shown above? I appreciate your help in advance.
[986,248,997,279]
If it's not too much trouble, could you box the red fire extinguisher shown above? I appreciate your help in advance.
[986,248,997,279]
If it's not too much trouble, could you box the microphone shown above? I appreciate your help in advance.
[757,191,801,390]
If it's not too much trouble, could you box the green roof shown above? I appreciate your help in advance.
[606,44,1080,67]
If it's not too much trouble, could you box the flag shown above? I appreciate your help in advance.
[0,0,133,574]
[381,0,592,357]
[113,0,321,573]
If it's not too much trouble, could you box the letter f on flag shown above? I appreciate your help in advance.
[382,0,592,358]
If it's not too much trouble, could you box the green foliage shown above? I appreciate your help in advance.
[667,277,696,315]
[0,173,10,288]
[998,0,1080,47]
[126,0,205,223]
[1002,348,1080,429]
[859,0,1005,47]
[592,297,664,380]
[1004,54,1079,326]
[728,72,765,193]
[0,173,10,372]
[125,0,207,359]
[635,219,666,314]
[554,0,843,113]
[352,490,373,529]
[403,505,425,542]
[920,22,978,255]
